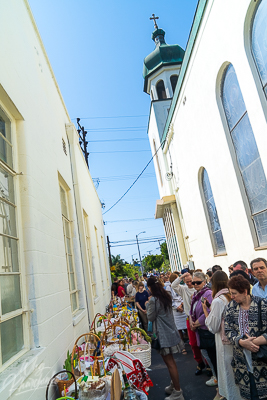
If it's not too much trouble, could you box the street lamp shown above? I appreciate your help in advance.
[136,231,146,273]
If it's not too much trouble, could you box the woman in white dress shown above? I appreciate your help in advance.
[166,273,188,353]
[202,270,242,400]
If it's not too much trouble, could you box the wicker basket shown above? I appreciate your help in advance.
[129,343,151,368]
[56,376,74,395]
[46,369,78,400]
[127,327,152,368]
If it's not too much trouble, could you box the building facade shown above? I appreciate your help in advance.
[144,0,267,272]
[0,1,111,398]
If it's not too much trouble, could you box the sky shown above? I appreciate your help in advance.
[28,0,199,263]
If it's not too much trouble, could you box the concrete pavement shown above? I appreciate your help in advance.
[147,344,217,400]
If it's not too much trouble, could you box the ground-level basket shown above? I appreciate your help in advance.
[127,327,152,368]
[129,343,151,368]
[46,369,78,400]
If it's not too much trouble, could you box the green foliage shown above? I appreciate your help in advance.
[63,350,74,380]
[161,259,171,273]
[160,242,169,261]
[142,254,164,273]
[111,254,139,278]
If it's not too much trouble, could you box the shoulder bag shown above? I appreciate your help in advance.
[198,328,215,349]
[252,299,267,363]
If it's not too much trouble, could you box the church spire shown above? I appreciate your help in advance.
[150,14,159,30]
[149,14,166,46]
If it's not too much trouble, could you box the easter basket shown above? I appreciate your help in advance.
[127,327,152,368]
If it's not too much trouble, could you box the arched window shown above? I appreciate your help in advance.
[170,75,178,94]
[156,80,167,100]
[201,168,226,255]
[251,0,267,97]
[222,64,267,246]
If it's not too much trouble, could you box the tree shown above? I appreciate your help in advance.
[160,241,169,261]
[142,254,164,273]
[110,254,138,279]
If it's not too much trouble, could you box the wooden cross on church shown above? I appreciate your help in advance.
[150,14,159,29]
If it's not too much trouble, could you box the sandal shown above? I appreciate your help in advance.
[182,349,187,355]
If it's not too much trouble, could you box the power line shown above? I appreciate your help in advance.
[103,141,164,215]
[110,235,165,244]
[71,115,148,120]
[92,173,154,182]
[110,239,165,248]
[90,150,150,154]
[86,126,147,131]
[105,218,155,224]
[89,138,147,143]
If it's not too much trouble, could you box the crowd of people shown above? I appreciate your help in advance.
[110,258,267,400]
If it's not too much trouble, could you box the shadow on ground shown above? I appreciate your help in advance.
[147,344,216,400]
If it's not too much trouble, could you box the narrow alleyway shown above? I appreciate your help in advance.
[148,344,216,400]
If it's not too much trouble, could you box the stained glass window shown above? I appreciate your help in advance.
[222,64,267,246]
[252,0,267,97]
[201,169,226,255]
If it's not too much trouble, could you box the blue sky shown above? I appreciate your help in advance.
[29,0,199,262]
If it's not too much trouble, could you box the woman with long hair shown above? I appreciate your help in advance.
[202,271,242,400]
[146,276,184,400]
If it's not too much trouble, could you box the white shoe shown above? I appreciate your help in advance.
[165,388,184,400]
[206,376,218,386]
[165,381,174,395]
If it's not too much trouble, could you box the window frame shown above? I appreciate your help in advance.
[101,235,110,288]
[94,226,104,291]
[220,63,267,248]
[59,183,79,314]
[170,74,178,95]
[0,106,28,372]
[156,79,167,100]
[199,168,227,256]
[83,210,97,298]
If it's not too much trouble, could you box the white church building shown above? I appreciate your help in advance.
[144,0,267,272]
[0,1,111,398]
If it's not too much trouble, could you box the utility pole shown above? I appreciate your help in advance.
[136,231,146,273]
[107,236,112,268]
[136,235,142,273]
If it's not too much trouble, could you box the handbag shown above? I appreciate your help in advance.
[151,333,161,350]
[252,299,267,364]
[198,328,215,349]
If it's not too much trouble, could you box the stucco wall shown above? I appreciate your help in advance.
[0,1,110,398]
[148,0,267,271]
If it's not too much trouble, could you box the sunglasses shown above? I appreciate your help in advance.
[192,281,204,285]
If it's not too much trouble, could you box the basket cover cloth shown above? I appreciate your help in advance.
[106,350,153,394]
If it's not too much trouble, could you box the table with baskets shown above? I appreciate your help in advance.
[46,299,152,400]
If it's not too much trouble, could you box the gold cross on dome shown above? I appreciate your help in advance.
[150,14,159,29]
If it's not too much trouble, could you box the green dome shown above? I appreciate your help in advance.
[143,28,185,93]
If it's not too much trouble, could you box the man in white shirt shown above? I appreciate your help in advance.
[172,272,205,375]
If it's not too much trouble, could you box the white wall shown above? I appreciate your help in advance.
[0,1,110,398]
[159,0,267,271]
